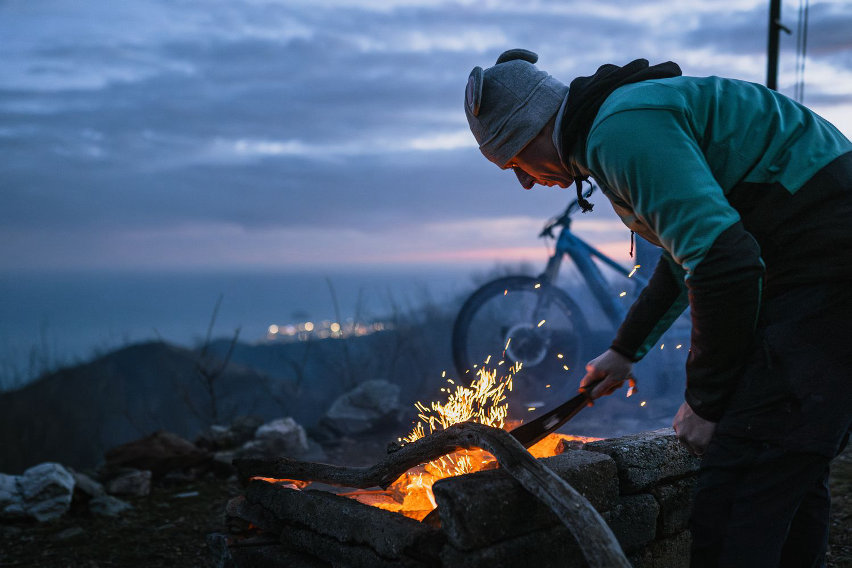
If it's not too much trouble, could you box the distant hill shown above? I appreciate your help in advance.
[0,341,289,474]
[0,308,458,474]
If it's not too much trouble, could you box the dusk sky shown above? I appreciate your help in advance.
[2,0,851,273]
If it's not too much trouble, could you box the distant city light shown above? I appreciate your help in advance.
[263,318,393,343]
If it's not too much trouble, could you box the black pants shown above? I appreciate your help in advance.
[689,283,852,567]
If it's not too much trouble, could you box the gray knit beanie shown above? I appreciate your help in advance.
[465,49,568,168]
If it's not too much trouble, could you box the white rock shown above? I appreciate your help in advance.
[323,380,401,435]
[18,462,75,522]
[0,473,25,520]
[254,417,309,453]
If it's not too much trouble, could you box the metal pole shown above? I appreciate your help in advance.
[767,0,782,90]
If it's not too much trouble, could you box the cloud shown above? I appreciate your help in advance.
[1,0,850,272]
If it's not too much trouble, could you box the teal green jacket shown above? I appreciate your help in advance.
[570,75,852,420]
[586,76,850,274]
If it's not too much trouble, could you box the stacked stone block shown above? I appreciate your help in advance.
[221,428,701,567]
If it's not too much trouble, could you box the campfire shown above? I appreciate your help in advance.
[246,364,600,522]
[219,366,703,568]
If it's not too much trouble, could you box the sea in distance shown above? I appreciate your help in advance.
[0,266,488,390]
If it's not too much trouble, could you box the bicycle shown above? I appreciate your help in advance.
[451,191,657,409]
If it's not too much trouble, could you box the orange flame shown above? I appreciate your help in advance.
[257,364,600,521]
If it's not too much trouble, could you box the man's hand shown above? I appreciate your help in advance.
[672,401,717,457]
[579,348,634,400]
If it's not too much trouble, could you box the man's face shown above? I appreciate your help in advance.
[505,119,574,190]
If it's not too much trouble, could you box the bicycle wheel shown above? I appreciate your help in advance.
[451,276,589,411]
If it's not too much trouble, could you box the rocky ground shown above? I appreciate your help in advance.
[0,438,849,568]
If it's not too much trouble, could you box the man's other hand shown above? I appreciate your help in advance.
[579,348,634,400]
[673,401,717,456]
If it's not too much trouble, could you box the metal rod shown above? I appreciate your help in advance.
[767,0,782,90]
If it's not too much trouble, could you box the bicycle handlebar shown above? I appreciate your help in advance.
[538,184,597,239]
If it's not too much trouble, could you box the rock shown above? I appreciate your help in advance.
[196,416,264,451]
[0,472,25,520]
[18,462,75,522]
[433,450,619,550]
[211,451,237,477]
[631,530,692,568]
[230,415,265,441]
[106,469,152,497]
[103,430,211,478]
[197,425,239,451]
[605,494,660,553]
[236,418,310,460]
[320,380,402,436]
[53,526,85,541]
[206,532,237,568]
[88,494,133,517]
[255,418,308,451]
[651,477,697,537]
[439,523,587,568]
[69,469,105,499]
[585,428,701,493]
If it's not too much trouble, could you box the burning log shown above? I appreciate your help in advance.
[234,422,630,568]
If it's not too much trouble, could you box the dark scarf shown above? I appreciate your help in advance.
[558,59,682,211]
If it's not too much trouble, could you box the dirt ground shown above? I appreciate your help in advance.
[1,440,850,568]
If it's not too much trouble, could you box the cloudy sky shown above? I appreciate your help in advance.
[2,0,851,273]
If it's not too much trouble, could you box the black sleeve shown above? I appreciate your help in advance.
[684,221,765,421]
[610,253,688,361]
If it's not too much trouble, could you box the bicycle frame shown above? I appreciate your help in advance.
[538,216,649,330]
